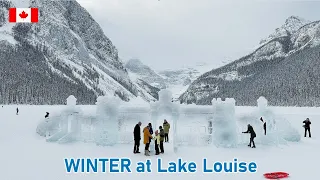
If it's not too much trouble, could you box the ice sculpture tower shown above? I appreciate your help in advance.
[96,95,120,146]
[212,98,238,148]
[150,89,180,152]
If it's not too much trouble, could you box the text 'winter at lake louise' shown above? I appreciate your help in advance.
[64,158,257,173]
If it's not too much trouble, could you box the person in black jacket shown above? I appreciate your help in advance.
[133,121,142,153]
[159,126,165,153]
[303,118,311,138]
[242,124,256,148]
[148,123,153,152]
[45,112,50,118]
[260,117,266,135]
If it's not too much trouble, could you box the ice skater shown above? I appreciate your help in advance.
[143,124,153,156]
[260,117,266,135]
[153,130,160,155]
[159,126,165,153]
[242,124,256,148]
[163,119,170,142]
[303,118,311,138]
[16,107,19,115]
[133,121,142,154]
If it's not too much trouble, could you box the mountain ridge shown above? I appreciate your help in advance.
[0,0,157,104]
[179,16,320,106]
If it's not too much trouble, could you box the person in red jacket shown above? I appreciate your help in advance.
[303,118,311,137]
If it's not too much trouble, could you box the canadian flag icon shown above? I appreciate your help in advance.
[8,8,38,23]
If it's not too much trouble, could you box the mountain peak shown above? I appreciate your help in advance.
[283,16,309,33]
[260,15,310,44]
[126,58,144,66]
[285,16,307,25]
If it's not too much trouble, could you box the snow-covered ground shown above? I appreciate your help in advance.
[0,105,319,180]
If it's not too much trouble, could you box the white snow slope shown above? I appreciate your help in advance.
[0,105,319,180]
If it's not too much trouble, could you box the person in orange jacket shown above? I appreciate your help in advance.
[143,124,153,156]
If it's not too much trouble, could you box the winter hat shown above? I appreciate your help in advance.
[148,123,152,127]
[159,126,162,129]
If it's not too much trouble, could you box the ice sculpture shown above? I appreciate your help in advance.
[67,95,77,107]
[95,95,121,146]
[238,96,300,146]
[150,89,180,152]
[212,98,238,148]
[37,95,82,143]
[35,93,301,149]
[257,96,300,143]
[177,104,214,147]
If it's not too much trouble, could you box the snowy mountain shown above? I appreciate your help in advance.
[0,0,157,104]
[158,63,213,99]
[125,59,211,99]
[259,16,310,45]
[180,16,320,106]
[125,59,167,89]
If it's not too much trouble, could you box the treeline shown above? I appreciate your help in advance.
[180,45,320,107]
[0,41,98,105]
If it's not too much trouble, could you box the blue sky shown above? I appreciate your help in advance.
[78,0,320,71]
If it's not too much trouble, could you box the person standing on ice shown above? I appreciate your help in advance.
[163,119,170,142]
[148,123,153,152]
[133,121,142,154]
[16,107,19,115]
[303,118,311,138]
[153,130,160,155]
[260,117,266,135]
[143,124,153,156]
[159,126,165,153]
[242,124,256,148]
[45,112,50,119]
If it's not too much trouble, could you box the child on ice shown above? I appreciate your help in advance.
[153,130,160,155]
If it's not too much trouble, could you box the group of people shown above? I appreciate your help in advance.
[242,117,312,148]
[133,119,170,156]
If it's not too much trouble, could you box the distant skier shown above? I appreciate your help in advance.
[45,112,50,118]
[260,117,266,135]
[159,126,165,153]
[303,118,311,138]
[133,121,142,154]
[16,107,19,115]
[242,124,256,148]
[163,119,170,142]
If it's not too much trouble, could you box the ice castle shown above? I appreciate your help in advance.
[36,90,301,150]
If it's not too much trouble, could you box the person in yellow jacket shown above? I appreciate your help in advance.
[143,125,153,156]
[153,130,160,155]
[163,119,170,142]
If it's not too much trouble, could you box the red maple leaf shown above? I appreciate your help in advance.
[19,11,28,19]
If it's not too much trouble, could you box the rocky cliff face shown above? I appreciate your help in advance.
[180,16,320,106]
[0,0,156,104]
